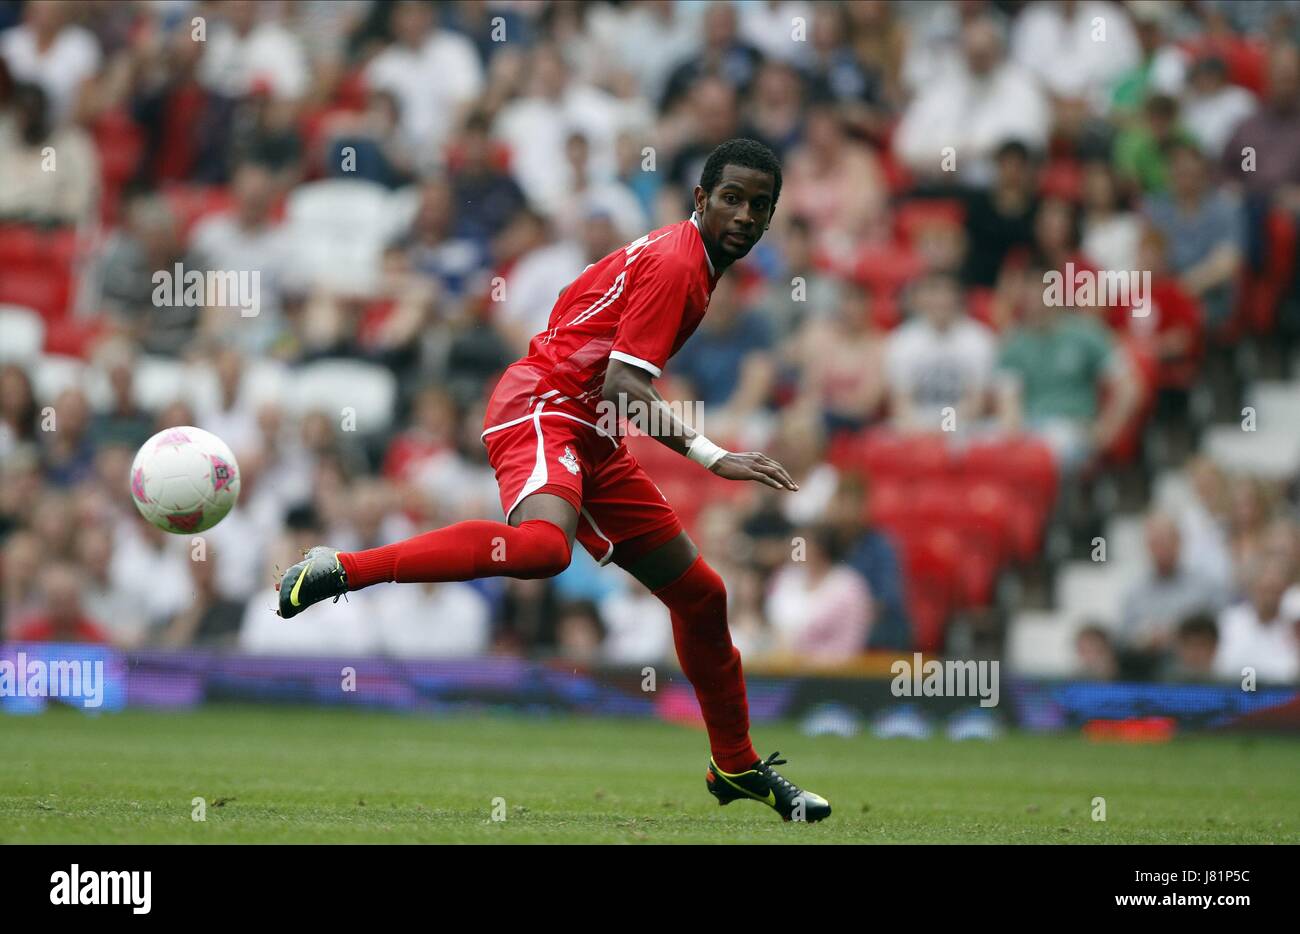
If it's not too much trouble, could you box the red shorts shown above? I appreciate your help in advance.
[481,371,683,566]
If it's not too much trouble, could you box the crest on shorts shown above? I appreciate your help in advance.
[558,446,580,475]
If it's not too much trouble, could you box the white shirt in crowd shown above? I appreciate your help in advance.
[1082,213,1143,276]
[1010,1,1139,110]
[364,29,484,159]
[240,584,378,655]
[1182,84,1257,159]
[199,19,310,100]
[885,317,998,424]
[1213,587,1300,684]
[366,581,492,658]
[0,21,101,121]
[894,58,1049,185]
[765,564,873,662]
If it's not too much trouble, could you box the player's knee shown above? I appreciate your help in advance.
[512,519,573,579]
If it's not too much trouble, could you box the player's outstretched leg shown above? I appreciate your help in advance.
[630,534,832,822]
[278,495,577,618]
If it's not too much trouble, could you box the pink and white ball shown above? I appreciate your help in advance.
[129,426,241,533]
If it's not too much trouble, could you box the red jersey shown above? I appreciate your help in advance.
[486,215,721,429]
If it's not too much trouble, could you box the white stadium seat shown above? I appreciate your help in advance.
[289,359,397,434]
[0,305,45,362]
[284,180,417,296]
[30,353,89,404]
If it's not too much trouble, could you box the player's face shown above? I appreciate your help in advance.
[695,166,776,262]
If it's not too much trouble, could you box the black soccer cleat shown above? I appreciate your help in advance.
[277,546,349,619]
[706,751,832,822]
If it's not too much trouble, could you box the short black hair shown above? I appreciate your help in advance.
[699,138,782,207]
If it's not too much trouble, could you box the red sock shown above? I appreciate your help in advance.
[339,519,571,589]
[653,555,758,773]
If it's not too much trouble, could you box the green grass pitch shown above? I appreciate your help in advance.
[2,705,1297,843]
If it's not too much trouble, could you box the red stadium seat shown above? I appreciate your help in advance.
[0,263,74,321]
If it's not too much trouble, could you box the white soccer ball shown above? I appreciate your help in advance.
[129,426,241,534]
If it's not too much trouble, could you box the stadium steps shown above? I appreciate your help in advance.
[1201,380,1300,480]
[1006,610,1076,676]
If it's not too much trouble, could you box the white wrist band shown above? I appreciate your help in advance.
[687,434,728,469]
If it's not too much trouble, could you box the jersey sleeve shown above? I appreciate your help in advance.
[609,251,693,378]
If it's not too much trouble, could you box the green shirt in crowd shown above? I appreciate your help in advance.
[999,312,1118,422]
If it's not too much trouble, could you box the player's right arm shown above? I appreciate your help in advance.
[601,358,798,492]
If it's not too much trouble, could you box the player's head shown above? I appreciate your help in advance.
[694,137,781,263]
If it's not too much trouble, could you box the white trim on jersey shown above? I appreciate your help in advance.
[608,350,662,378]
[505,401,550,521]
[580,507,616,566]
[690,212,715,276]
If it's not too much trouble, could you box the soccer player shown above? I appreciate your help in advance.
[278,138,831,822]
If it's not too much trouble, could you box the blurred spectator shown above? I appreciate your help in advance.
[189,161,295,347]
[96,193,207,356]
[1114,93,1194,194]
[199,0,309,102]
[494,42,618,214]
[196,347,261,456]
[895,15,1049,185]
[551,130,647,243]
[0,364,39,461]
[765,525,873,663]
[320,88,414,188]
[1074,623,1118,679]
[446,109,525,243]
[1010,1,1139,110]
[887,271,997,432]
[1162,613,1219,682]
[786,277,886,434]
[393,175,488,312]
[745,60,806,160]
[1143,141,1245,329]
[1109,1,1188,113]
[1214,554,1300,683]
[0,80,98,224]
[825,473,911,651]
[160,547,245,648]
[2,528,44,635]
[960,140,1039,288]
[39,389,96,489]
[368,575,492,658]
[1222,42,1300,201]
[669,274,774,432]
[11,562,110,644]
[110,521,192,634]
[1182,56,1256,159]
[762,214,843,341]
[1080,160,1141,274]
[554,599,607,663]
[781,103,888,261]
[128,20,236,184]
[0,0,100,122]
[88,342,153,454]
[363,0,482,163]
[997,267,1140,472]
[1120,511,1222,655]
[659,1,762,113]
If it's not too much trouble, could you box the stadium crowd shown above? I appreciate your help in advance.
[1,0,1298,682]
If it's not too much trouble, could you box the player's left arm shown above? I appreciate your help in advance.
[601,358,798,491]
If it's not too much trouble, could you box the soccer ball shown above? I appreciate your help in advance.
[129,426,241,534]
